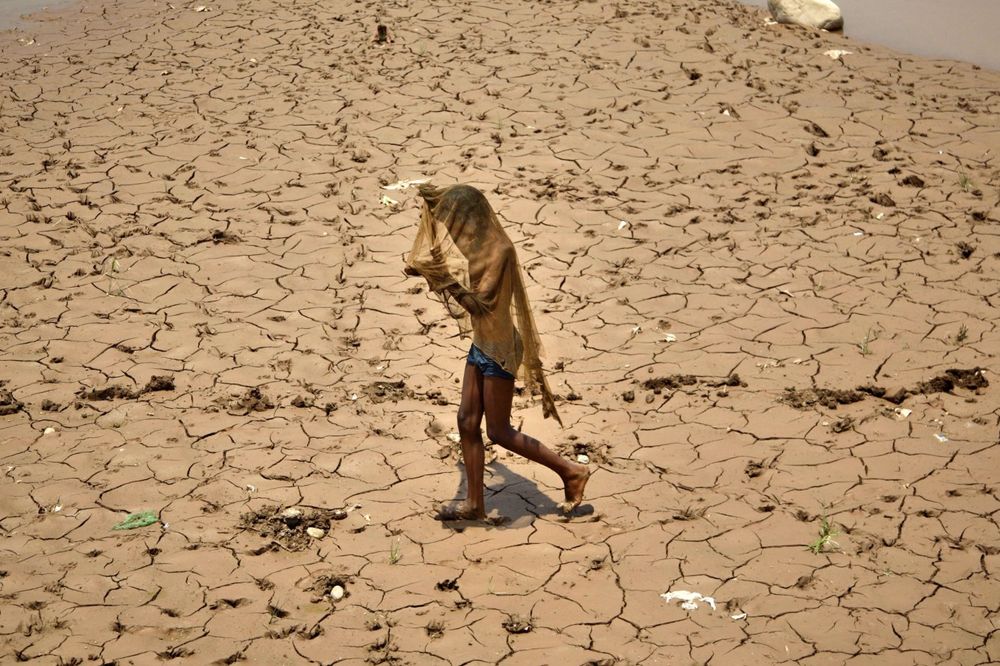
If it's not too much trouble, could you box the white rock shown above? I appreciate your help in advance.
[768,0,843,31]
[306,527,326,538]
[330,585,345,600]
[576,454,590,464]
[43,427,55,435]
[282,508,303,519]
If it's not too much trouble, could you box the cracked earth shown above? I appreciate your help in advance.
[1,0,999,663]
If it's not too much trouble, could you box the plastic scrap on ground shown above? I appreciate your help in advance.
[112,511,159,530]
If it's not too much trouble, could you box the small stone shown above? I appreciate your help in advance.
[576,454,590,464]
[306,527,326,539]
[331,509,348,521]
[330,585,345,600]
[43,427,56,435]
[281,508,303,527]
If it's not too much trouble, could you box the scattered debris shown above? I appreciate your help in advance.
[823,49,851,59]
[830,416,854,433]
[730,612,747,620]
[113,511,159,531]
[435,578,459,591]
[893,407,912,420]
[642,374,698,392]
[502,615,533,634]
[76,375,175,401]
[312,573,350,602]
[780,387,863,410]
[365,380,413,403]
[379,194,398,207]
[661,590,717,611]
[383,178,428,191]
[0,387,25,416]
[933,433,949,443]
[227,387,274,414]
[240,505,341,551]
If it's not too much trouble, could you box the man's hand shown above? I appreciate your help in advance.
[457,291,487,317]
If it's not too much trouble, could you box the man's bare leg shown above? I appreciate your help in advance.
[482,376,590,510]
[449,362,486,520]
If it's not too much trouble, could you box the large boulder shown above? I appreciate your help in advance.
[768,0,843,31]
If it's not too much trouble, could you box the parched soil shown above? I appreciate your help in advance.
[1,0,998,663]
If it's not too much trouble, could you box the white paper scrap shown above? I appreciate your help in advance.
[383,178,429,191]
[824,49,852,60]
[661,590,717,611]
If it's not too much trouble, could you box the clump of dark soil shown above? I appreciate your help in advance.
[782,368,988,411]
[210,229,241,244]
[365,380,412,403]
[40,399,61,412]
[228,387,275,413]
[858,367,989,404]
[642,374,698,392]
[76,375,175,401]
[780,387,864,410]
[239,505,340,551]
[0,385,23,416]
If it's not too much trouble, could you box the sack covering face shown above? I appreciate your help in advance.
[405,184,562,424]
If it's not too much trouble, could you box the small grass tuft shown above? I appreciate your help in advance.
[954,324,969,345]
[808,516,840,554]
[858,327,880,356]
[388,539,402,565]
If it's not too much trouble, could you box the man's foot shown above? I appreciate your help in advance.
[435,502,486,522]
[560,464,591,513]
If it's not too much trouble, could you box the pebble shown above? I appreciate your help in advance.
[576,454,590,464]
[306,527,326,538]
[330,585,345,600]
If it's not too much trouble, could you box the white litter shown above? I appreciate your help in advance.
[618,220,629,230]
[730,612,747,620]
[193,5,209,11]
[52,503,62,513]
[933,433,949,443]
[43,427,55,435]
[380,194,398,207]
[894,408,912,420]
[446,433,461,443]
[661,590,717,611]
[576,454,590,464]
[824,49,852,60]
[350,393,358,401]
[663,333,677,343]
[852,231,864,237]
[763,18,777,25]
[383,178,429,191]
[245,484,257,493]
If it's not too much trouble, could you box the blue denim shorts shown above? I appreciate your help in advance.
[467,344,515,381]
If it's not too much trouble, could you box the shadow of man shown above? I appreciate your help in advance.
[437,455,593,529]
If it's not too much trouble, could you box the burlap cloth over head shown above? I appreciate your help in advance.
[404,183,562,425]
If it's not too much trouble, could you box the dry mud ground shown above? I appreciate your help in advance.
[1,0,999,663]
